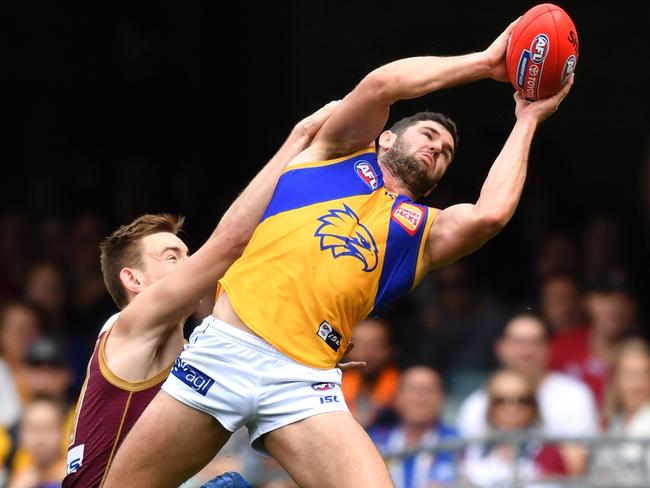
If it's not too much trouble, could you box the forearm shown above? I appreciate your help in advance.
[475,116,538,225]
[370,52,490,104]
[121,127,313,335]
[212,126,313,245]
[310,53,492,156]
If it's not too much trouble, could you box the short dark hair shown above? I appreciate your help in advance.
[502,307,553,341]
[388,112,459,151]
[99,214,185,309]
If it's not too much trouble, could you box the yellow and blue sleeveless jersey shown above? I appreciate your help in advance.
[219,149,435,368]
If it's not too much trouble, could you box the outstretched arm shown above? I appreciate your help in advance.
[117,102,339,344]
[425,77,574,268]
[296,21,516,162]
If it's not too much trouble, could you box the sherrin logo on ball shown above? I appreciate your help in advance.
[506,4,579,100]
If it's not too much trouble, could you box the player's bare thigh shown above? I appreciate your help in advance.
[103,390,232,488]
[262,411,394,488]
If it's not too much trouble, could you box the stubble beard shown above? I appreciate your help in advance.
[379,138,436,200]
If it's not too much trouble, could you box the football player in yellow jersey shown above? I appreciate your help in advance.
[105,19,574,488]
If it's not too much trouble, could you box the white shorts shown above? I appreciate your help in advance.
[161,316,349,455]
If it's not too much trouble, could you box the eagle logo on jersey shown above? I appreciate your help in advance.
[314,204,379,272]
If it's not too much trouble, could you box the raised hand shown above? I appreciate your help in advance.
[515,74,574,123]
[483,18,520,82]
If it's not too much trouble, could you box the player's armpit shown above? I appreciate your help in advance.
[426,203,504,268]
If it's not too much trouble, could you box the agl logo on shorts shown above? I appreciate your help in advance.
[171,358,215,396]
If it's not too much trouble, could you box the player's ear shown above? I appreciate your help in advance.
[120,267,144,295]
[378,130,397,152]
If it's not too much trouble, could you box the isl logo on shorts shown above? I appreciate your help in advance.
[171,358,215,396]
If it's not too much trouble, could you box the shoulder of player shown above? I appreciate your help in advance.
[109,300,171,347]
[422,206,442,235]
[102,311,176,380]
[287,141,374,168]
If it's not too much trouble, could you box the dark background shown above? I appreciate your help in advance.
[2,1,648,318]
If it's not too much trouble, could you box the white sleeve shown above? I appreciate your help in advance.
[456,390,489,438]
[542,376,600,437]
[98,313,120,337]
[565,383,600,436]
[0,359,21,428]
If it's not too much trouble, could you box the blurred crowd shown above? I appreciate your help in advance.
[1,2,648,486]
[0,204,648,488]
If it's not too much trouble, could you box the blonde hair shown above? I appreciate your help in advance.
[604,337,650,424]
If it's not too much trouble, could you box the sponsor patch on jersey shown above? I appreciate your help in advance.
[316,320,342,352]
[354,160,379,190]
[171,358,215,396]
[311,382,336,391]
[66,444,84,474]
[391,202,424,236]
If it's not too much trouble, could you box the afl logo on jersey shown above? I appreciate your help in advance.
[354,160,379,190]
[314,204,379,272]
[311,382,336,391]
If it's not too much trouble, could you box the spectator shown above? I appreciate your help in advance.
[342,318,400,428]
[368,366,458,488]
[539,273,586,335]
[35,217,68,266]
[463,369,568,487]
[0,301,43,406]
[0,212,33,295]
[550,270,639,407]
[68,214,112,319]
[23,262,69,332]
[11,338,76,479]
[24,337,75,406]
[0,358,21,428]
[533,234,580,282]
[592,338,650,486]
[1,426,11,486]
[8,398,67,488]
[582,216,626,288]
[457,311,598,474]
[401,261,506,410]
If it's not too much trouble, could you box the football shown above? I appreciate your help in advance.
[506,3,579,100]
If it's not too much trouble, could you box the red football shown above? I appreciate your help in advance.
[506,3,579,100]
